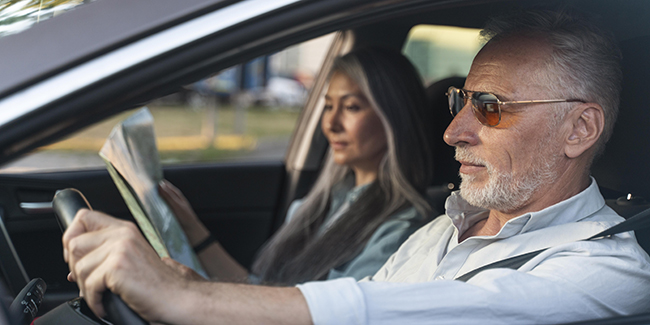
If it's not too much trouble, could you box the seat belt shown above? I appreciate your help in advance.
[456,207,650,282]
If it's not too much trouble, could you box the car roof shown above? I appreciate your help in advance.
[0,0,227,99]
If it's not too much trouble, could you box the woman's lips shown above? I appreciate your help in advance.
[458,161,485,174]
[330,141,348,150]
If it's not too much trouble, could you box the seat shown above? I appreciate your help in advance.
[592,36,650,253]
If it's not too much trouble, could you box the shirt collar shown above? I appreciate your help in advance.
[330,173,371,208]
[444,177,605,238]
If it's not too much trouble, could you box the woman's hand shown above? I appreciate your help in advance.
[158,180,211,246]
[158,179,249,282]
[62,209,189,322]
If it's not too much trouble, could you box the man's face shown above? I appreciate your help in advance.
[443,36,567,213]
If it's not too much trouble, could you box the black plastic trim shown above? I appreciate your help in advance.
[0,208,29,295]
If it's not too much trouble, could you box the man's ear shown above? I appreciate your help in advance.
[564,103,605,158]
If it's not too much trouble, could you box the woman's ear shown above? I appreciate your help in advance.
[564,103,605,159]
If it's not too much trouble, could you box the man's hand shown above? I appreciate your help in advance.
[62,209,186,322]
[61,209,313,325]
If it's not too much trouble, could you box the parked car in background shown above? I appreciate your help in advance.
[252,76,306,108]
[0,0,648,323]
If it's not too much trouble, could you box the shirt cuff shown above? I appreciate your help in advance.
[297,277,367,325]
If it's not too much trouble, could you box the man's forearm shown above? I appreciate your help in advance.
[159,281,313,325]
[197,241,249,282]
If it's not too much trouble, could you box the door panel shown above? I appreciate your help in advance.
[163,162,286,267]
[0,160,285,313]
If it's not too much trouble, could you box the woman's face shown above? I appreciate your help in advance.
[322,72,388,174]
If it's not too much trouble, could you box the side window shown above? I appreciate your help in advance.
[0,33,335,173]
[402,25,482,84]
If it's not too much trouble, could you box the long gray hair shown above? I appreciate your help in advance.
[252,47,435,285]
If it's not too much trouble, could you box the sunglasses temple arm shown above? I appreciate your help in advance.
[502,99,585,105]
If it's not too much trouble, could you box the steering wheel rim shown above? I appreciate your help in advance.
[53,189,147,325]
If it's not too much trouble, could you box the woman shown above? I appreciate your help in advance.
[160,46,436,285]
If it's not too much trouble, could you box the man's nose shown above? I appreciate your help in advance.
[443,102,479,147]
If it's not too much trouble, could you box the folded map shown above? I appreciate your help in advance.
[99,107,207,278]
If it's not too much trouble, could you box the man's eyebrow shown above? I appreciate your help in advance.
[464,88,510,101]
[463,88,491,95]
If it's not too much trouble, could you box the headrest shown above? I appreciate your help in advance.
[425,76,464,187]
[592,36,650,200]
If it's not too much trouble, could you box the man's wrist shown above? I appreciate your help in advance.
[158,279,213,324]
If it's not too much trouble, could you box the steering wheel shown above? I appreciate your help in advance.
[51,189,147,325]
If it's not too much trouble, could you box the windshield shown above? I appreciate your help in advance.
[0,0,94,38]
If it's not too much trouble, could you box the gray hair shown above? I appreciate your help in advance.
[252,47,434,284]
[481,10,622,157]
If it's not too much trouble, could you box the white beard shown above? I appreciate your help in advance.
[455,146,558,213]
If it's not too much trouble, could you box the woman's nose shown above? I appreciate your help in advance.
[322,106,343,133]
[444,101,479,147]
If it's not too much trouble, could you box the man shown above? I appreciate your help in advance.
[62,10,650,324]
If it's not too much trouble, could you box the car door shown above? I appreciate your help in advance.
[0,0,385,314]
[0,0,489,316]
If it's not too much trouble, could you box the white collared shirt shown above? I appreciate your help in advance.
[297,178,650,324]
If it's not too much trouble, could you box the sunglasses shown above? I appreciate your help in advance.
[446,86,585,127]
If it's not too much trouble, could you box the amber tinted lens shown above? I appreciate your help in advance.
[471,92,501,126]
[447,87,464,116]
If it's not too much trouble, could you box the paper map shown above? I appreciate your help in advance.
[99,107,207,278]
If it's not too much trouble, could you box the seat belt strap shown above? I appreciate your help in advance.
[588,207,650,239]
[456,206,650,282]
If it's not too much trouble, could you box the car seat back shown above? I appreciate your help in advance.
[424,76,463,214]
[592,36,650,253]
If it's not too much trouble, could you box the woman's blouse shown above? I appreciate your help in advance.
[286,177,430,281]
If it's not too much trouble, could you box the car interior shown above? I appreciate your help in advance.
[0,0,649,324]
